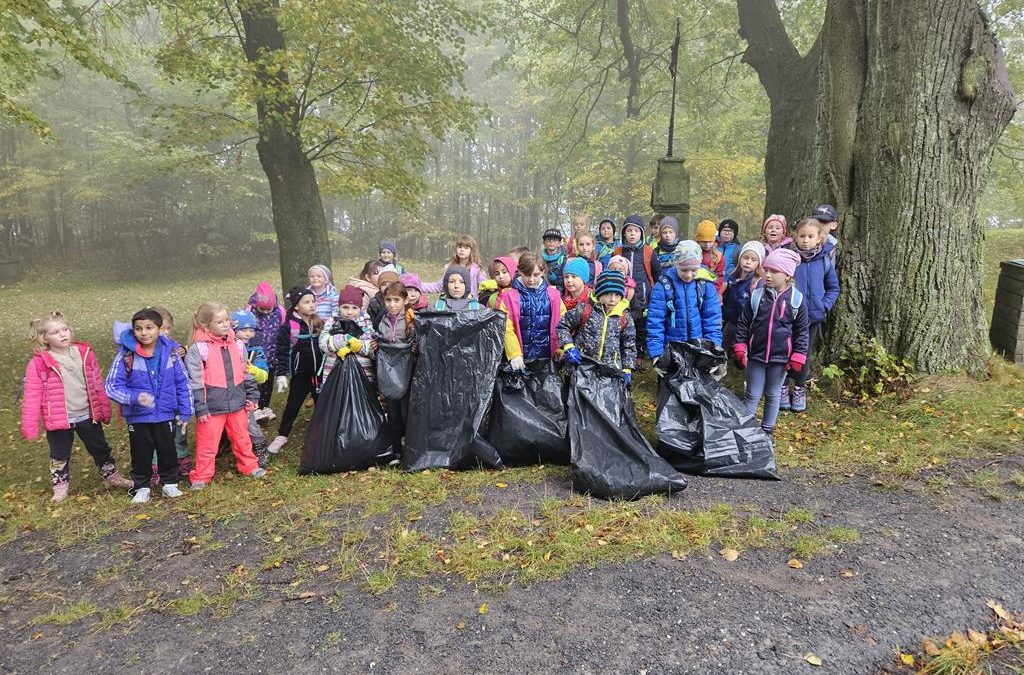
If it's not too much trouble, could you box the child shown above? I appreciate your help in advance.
[497,252,567,372]
[246,281,286,419]
[557,270,636,383]
[606,255,637,303]
[400,273,430,312]
[349,260,382,310]
[231,310,271,468]
[809,204,839,260]
[733,248,809,437]
[268,287,325,455]
[718,219,742,279]
[654,216,681,269]
[761,214,792,253]
[565,213,591,257]
[367,270,401,325]
[377,282,415,455]
[307,264,340,322]
[540,228,568,291]
[151,306,193,481]
[646,214,663,248]
[695,219,726,296]
[378,240,405,274]
[423,234,487,297]
[185,303,264,489]
[478,257,517,309]
[320,284,377,382]
[613,214,661,367]
[561,258,591,312]
[596,218,619,267]
[722,241,766,350]
[570,232,603,282]
[434,266,482,311]
[782,217,840,412]
[646,242,723,371]
[22,312,132,502]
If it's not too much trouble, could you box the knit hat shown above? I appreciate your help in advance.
[673,241,703,270]
[762,214,788,235]
[607,254,633,276]
[620,214,646,242]
[718,219,739,237]
[285,286,314,310]
[542,228,564,241]
[443,265,470,299]
[252,281,277,310]
[594,270,626,299]
[659,216,679,234]
[230,310,258,331]
[739,240,766,265]
[695,219,717,243]
[377,270,401,286]
[762,248,800,278]
[338,284,365,308]
[308,264,333,283]
[563,257,591,284]
[399,273,424,294]
[379,239,398,256]
[491,256,517,281]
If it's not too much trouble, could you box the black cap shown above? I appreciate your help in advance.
[810,204,837,222]
[542,228,564,241]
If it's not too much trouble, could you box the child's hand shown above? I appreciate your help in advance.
[245,401,257,412]
[732,345,747,369]
[370,339,378,353]
[198,414,211,424]
[563,346,582,365]
[347,337,363,353]
[622,371,632,387]
[336,345,351,359]
[509,356,526,373]
[175,346,187,359]
[275,376,288,393]
[138,392,155,407]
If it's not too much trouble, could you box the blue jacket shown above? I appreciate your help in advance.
[734,285,810,365]
[542,247,568,290]
[719,240,741,279]
[723,274,760,326]
[512,277,556,360]
[654,240,680,269]
[105,332,193,424]
[646,267,723,358]
[792,248,840,324]
[596,238,619,267]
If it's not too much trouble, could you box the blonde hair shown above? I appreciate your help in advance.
[449,234,483,268]
[794,217,825,235]
[190,301,230,343]
[29,311,71,351]
[571,213,591,232]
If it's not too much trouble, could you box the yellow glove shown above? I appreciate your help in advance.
[246,363,268,384]
[347,336,363,353]
[336,345,352,359]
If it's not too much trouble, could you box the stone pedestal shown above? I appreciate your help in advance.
[651,157,691,239]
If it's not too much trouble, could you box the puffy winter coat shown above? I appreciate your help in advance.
[246,293,286,370]
[319,311,375,379]
[106,333,193,423]
[22,343,112,440]
[791,248,840,324]
[184,329,255,418]
[556,298,637,371]
[734,285,810,366]
[276,312,323,378]
[723,274,762,326]
[655,239,680,269]
[719,240,741,279]
[646,267,723,358]
[499,278,566,361]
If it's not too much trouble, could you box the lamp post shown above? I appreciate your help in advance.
[651,17,691,238]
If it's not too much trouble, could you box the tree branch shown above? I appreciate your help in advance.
[736,0,803,98]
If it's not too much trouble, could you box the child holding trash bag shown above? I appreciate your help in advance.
[557,270,636,384]
[497,252,567,373]
[320,284,377,382]
[376,281,415,456]
[267,287,324,455]
[732,248,809,438]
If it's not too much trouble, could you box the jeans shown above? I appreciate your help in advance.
[744,360,787,431]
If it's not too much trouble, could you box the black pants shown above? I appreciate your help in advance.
[257,370,275,409]
[385,397,408,458]
[46,419,116,485]
[789,322,822,386]
[630,308,647,361]
[128,421,179,490]
[277,375,318,437]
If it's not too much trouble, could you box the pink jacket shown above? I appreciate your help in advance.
[21,342,112,440]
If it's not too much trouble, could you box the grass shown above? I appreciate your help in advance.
[896,601,1024,674]
[30,598,99,626]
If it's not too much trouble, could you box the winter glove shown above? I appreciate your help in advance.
[336,345,352,359]
[622,370,632,387]
[246,363,268,384]
[509,356,526,373]
[787,352,807,372]
[347,336,364,353]
[563,346,582,365]
[710,362,728,381]
[732,344,747,369]
[653,352,670,377]
[275,376,288,393]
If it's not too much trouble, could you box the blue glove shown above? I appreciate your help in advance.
[623,372,631,386]
[564,347,582,365]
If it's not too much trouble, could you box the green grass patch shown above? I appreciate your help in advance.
[31,598,99,626]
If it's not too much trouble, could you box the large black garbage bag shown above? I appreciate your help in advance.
[299,356,394,474]
[486,360,570,466]
[568,358,687,499]
[376,340,415,400]
[656,340,779,480]
[403,310,505,471]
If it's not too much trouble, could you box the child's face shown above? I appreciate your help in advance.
[763,222,784,244]
[159,319,173,336]
[295,295,317,317]
[208,311,231,338]
[338,303,361,320]
[236,327,256,343]
[738,252,760,274]
[698,240,714,252]
[455,244,471,261]
[522,266,545,289]
[764,269,790,289]
[254,306,272,315]
[675,264,697,282]
[623,225,642,245]
[719,228,735,243]
[576,238,595,258]
[133,319,161,347]
[365,271,379,287]
[378,281,391,295]
[383,295,405,316]
[795,225,820,252]
[406,288,421,306]
[543,237,561,253]
[492,263,512,289]
[43,321,72,350]
[609,261,628,276]
[599,292,622,311]
[599,222,614,239]
[563,273,585,295]
[380,248,395,263]
[660,228,677,245]
[446,274,467,299]
[308,269,327,290]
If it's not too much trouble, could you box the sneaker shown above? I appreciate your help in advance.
[778,382,791,411]
[260,407,276,421]
[51,483,69,503]
[190,482,206,491]
[791,385,807,413]
[103,470,133,490]
[267,435,288,454]
[249,468,267,479]
[132,487,151,504]
[162,483,184,498]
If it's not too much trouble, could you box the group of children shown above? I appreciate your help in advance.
[21,206,841,502]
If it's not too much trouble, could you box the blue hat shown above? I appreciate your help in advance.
[231,310,258,331]
[379,239,398,255]
[594,270,626,299]
[563,257,591,284]
[810,204,837,222]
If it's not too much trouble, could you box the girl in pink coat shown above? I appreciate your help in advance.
[21,311,132,502]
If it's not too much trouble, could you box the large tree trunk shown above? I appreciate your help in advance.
[738,0,1014,372]
[238,0,330,290]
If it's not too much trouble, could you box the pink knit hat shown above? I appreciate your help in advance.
[762,248,800,278]
[607,255,632,276]
[762,214,788,235]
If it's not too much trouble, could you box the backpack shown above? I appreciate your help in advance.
[657,275,709,329]
[613,245,654,285]
[750,285,804,320]
[572,300,628,338]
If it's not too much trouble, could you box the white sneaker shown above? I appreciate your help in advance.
[162,483,184,498]
[267,435,288,454]
[253,408,268,421]
[259,407,276,421]
[132,487,151,504]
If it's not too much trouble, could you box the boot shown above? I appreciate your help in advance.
[101,464,133,490]
[777,381,791,411]
[252,439,270,469]
[50,459,70,503]
[267,435,288,454]
[791,385,807,413]
[761,425,775,445]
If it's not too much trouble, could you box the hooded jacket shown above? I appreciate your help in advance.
[614,220,662,310]
[185,328,255,418]
[275,312,323,378]
[247,287,286,370]
[106,331,193,424]
[556,297,637,371]
[646,267,723,358]
[790,246,840,324]
[22,343,112,439]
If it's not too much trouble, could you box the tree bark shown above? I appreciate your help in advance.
[737,0,1014,372]
[237,0,330,290]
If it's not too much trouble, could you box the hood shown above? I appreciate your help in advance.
[114,323,176,356]
[491,256,518,282]
[619,215,646,248]
[192,326,236,344]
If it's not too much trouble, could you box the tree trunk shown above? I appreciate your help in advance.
[237,0,330,290]
[738,0,1014,372]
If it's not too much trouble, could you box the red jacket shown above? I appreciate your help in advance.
[21,342,112,440]
[702,249,726,297]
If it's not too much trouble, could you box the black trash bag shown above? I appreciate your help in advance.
[655,340,779,480]
[486,360,570,466]
[403,310,506,471]
[376,340,415,400]
[299,356,394,474]
[568,358,687,499]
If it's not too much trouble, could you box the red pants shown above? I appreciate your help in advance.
[190,410,258,484]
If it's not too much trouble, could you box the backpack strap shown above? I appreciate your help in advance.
[573,302,593,338]
[642,247,653,284]
[751,286,765,315]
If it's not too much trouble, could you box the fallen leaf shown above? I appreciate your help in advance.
[478,603,488,615]
[921,639,941,656]
[294,591,315,600]
[314,564,329,573]
[803,652,822,666]
[788,558,804,569]
[987,599,1011,622]
[670,550,686,561]
[543,551,552,562]
[967,628,988,645]
[456,621,466,630]
[31,631,43,640]
[272,536,283,543]
[898,653,914,666]
[839,569,855,578]
[719,548,740,562]
[407,514,422,522]
[946,630,967,648]
[495,482,508,488]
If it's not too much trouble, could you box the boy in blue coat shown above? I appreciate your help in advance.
[105,308,193,503]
